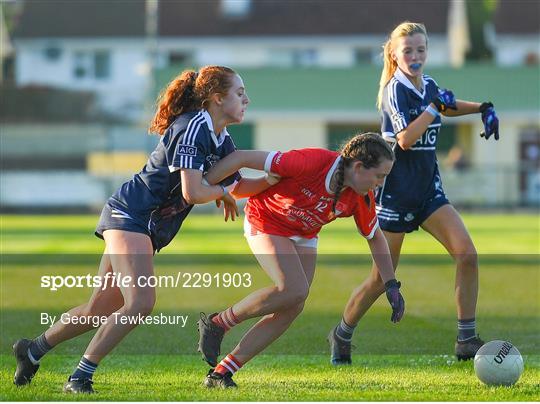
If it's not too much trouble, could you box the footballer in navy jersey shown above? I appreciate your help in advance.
[377,68,448,231]
[96,110,241,251]
[13,66,264,393]
[329,22,500,367]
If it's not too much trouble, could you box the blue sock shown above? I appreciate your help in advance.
[70,357,98,380]
[335,318,356,342]
[28,333,52,363]
[457,318,476,342]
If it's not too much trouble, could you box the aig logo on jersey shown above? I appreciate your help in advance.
[177,144,197,157]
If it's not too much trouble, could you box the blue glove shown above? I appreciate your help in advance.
[432,89,457,112]
[479,102,499,140]
[385,279,405,323]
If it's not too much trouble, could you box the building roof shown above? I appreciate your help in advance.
[155,65,540,115]
[159,0,449,37]
[13,0,146,38]
[494,0,540,34]
[13,0,449,39]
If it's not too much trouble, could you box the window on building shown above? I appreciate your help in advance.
[221,0,251,18]
[354,48,374,65]
[73,50,111,80]
[73,51,88,78]
[268,49,319,67]
[293,49,318,67]
[94,51,110,79]
[43,46,62,61]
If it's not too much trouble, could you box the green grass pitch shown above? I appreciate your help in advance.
[1,213,539,400]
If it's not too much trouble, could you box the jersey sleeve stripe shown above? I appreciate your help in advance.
[363,219,379,239]
[184,112,205,146]
[264,151,278,173]
[388,80,406,133]
[183,112,201,145]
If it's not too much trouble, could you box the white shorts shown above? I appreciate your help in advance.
[243,217,318,249]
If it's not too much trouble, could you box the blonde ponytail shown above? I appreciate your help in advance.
[376,40,399,110]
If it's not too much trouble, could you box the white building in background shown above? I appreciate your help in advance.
[11,0,540,119]
[492,0,540,66]
[12,0,451,120]
[4,0,539,209]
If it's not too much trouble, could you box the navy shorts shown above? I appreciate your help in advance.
[95,201,192,252]
[376,190,449,233]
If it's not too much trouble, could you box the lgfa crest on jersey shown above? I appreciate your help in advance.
[335,201,347,215]
[328,201,347,219]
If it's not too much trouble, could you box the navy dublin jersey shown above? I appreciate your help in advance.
[378,69,443,210]
[99,109,240,250]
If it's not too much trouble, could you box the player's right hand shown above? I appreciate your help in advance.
[385,279,405,323]
[432,89,457,112]
[219,193,239,222]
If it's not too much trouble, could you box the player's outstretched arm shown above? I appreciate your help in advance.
[180,168,231,205]
[366,227,396,284]
[367,228,405,323]
[205,150,270,185]
[441,100,481,117]
[229,175,280,199]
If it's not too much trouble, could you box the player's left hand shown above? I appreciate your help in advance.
[385,279,405,323]
[479,102,499,140]
[217,193,239,222]
[433,89,457,112]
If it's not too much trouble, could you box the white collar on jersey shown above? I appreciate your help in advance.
[325,155,341,194]
[201,109,229,148]
[394,68,428,99]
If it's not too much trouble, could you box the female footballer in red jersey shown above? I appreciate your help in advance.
[328,22,500,366]
[197,133,405,388]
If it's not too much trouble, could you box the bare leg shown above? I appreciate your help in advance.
[343,231,405,326]
[230,244,317,364]
[82,230,155,364]
[230,235,312,322]
[421,204,478,319]
[44,252,124,347]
